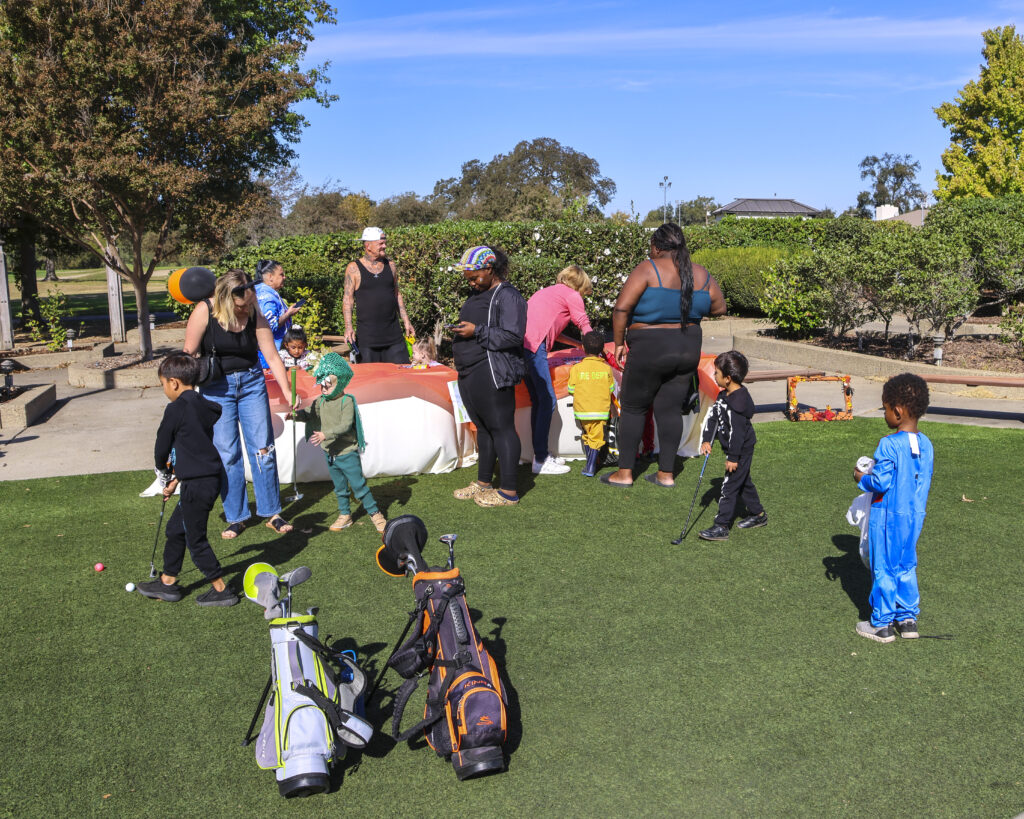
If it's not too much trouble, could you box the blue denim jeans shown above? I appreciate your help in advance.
[202,367,282,524]
[522,342,556,462]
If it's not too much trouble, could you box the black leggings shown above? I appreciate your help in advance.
[618,324,702,472]
[458,363,521,493]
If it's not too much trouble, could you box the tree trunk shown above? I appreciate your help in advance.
[131,278,154,360]
[16,231,42,327]
[43,256,58,281]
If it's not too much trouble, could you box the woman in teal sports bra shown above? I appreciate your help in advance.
[604,223,726,487]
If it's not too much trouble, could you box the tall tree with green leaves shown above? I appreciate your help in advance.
[852,153,926,217]
[934,26,1024,200]
[433,138,616,221]
[0,0,335,357]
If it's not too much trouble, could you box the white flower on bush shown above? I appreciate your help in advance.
[533,232,541,241]
[603,248,611,256]
[586,228,592,234]
[603,298,615,307]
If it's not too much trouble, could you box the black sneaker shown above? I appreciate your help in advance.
[137,579,183,602]
[196,587,240,607]
[698,524,730,541]
[894,619,919,639]
[737,512,768,529]
[856,620,896,643]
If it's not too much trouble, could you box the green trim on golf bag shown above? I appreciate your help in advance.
[252,616,373,797]
[389,567,508,780]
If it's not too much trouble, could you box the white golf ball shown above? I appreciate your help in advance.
[125,582,136,592]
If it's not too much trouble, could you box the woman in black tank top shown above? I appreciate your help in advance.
[184,269,297,538]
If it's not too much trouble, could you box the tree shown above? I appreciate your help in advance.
[676,196,719,226]
[374,192,445,228]
[433,138,616,221]
[0,0,334,358]
[935,26,1024,200]
[853,153,926,217]
[286,188,375,235]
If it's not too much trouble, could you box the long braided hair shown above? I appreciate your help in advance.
[651,222,693,323]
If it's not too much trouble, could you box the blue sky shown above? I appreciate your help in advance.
[292,1,1022,217]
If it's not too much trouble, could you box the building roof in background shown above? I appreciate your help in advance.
[713,198,820,216]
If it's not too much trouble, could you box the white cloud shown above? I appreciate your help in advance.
[310,14,1002,62]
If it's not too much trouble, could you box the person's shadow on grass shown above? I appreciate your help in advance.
[369,476,416,518]
[482,613,521,763]
[823,534,872,620]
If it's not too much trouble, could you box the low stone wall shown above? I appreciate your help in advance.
[67,360,160,389]
[734,331,1024,400]
[0,384,57,429]
[6,342,116,370]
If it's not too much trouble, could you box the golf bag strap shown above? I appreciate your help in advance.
[292,628,367,698]
[293,682,373,749]
[391,663,464,742]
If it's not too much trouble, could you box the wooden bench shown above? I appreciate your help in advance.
[320,334,350,352]
[745,368,825,383]
[919,373,1024,389]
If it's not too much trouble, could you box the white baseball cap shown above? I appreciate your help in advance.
[361,227,385,241]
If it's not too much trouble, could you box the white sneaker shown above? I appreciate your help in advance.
[533,456,570,475]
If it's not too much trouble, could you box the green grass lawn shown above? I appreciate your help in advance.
[2,419,1022,817]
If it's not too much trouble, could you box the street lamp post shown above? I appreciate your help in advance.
[659,176,672,224]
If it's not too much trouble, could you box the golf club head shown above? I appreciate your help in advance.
[439,534,457,568]
[287,491,304,502]
[280,566,312,589]
[149,565,158,578]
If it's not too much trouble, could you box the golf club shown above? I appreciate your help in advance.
[287,368,303,504]
[671,415,720,545]
[149,496,170,577]
[440,533,457,569]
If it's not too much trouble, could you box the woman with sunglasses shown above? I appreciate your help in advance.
[183,268,296,538]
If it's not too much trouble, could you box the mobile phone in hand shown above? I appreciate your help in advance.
[293,298,307,309]
[444,323,461,330]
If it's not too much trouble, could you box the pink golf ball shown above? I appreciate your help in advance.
[94,562,105,572]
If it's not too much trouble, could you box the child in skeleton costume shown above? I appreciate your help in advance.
[853,373,934,644]
[292,353,387,533]
[697,351,767,541]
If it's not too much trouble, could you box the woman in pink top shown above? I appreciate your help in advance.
[523,265,594,475]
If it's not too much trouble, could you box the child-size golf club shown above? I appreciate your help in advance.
[440,533,457,569]
[149,496,169,578]
[287,368,303,503]
[671,416,719,545]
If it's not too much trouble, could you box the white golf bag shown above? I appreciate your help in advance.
[242,564,374,798]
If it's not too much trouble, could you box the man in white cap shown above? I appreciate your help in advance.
[342,227,415,364]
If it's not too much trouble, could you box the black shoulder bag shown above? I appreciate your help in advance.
[197,299,225,386]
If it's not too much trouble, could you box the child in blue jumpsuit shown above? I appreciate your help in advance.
[853,373,934,643]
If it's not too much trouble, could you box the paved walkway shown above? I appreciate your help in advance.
[1,331,1021,482]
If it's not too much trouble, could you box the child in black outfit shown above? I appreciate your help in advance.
[698,350,767,541]
[137,354,239,606]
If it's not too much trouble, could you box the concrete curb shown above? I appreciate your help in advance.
[734,331,1024,399]
[5,342,116,370]
[67,360,160,389]
[0,384,57,429]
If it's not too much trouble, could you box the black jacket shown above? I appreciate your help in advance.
[701,386,757,462]
[474,280,527,389]
[154,390,223,479]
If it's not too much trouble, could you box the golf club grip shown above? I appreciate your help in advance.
[450,603,470,645]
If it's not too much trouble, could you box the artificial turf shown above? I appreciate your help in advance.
[2,419,1022,817]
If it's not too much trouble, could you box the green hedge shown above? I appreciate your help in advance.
[219,217,836,335]
[691,246,793,314]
